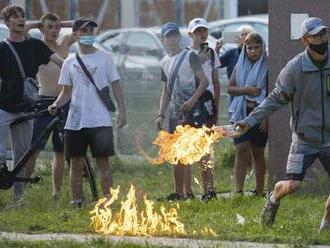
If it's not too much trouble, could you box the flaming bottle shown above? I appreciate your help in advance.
[214,125,242,137]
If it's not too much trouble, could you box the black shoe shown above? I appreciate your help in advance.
[250,189,266,197]
[157,192,184,202]
[201,191,217,202]
[186,192,195,200]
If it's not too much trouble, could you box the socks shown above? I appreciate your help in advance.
[269,192,278,204]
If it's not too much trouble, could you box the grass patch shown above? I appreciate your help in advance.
[0,145,329,246]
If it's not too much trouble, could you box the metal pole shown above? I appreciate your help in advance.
[203,0,214,20]
[70,0,78,19]
[175,0,184,26]
[96,0,109,27]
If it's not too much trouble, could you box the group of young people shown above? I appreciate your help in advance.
[157,17,267,202]
[0,5,126,207]
[0,4,329,231]
[158,16,330,231]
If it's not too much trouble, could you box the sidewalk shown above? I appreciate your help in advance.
[1,232,330,248]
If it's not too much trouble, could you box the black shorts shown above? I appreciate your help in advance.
[233,106,268,147]
[65,127,115,158]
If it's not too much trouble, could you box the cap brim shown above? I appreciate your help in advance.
[163,29,180,37]
[189,24,209,33]
[308,25,328,35]
[78,21,98,30]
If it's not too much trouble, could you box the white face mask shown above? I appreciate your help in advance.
[79,35,96,46]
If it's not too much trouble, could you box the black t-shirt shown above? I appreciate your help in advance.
[0,37,53,112]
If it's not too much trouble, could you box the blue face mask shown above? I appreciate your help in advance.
[79,36,96,46]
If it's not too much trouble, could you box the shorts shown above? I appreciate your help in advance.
[286,142,330,181]
[233,106,268,147]
[65,126,115,158]
[31,96,69,153]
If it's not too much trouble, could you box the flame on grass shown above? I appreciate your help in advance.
[90,185,186,236]
[139,125,225,166]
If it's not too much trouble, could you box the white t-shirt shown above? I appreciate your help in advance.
[190,47,221,95]
[59,50,120,130]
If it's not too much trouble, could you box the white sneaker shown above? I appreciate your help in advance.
[319,217,330,232]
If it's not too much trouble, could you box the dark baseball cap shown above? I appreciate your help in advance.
[161,22,180,37]
[72,17,98,32]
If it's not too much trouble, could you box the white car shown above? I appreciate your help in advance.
[208,14,268,48]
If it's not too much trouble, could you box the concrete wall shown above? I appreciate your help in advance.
[268,0,330,193]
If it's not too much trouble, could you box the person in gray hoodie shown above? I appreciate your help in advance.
[236,17,330,231]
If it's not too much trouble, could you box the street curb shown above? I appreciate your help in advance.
[1,232,330,248]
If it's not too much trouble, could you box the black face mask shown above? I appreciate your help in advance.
[308,41,328,55]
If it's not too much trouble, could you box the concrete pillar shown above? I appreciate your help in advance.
[268,0,330,194]
[223,0,238,19]
[120,0,139,28]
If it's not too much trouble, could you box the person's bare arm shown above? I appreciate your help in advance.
[24,21,41,33]
[58,21,76,48]
[181,68,208,112]
[48,85,72,115]
[60,20,74,28]
[50,53,64,68]
[212,68,220,120]
[111,80,126,128]
[156,81,170,130]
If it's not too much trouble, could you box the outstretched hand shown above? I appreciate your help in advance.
[234,121,251,135]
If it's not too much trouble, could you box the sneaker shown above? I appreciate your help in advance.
[235,190,244,196]
[70,199,83,209]
[260,192,280,227]
[201,191,217,202]
[250,189,266,197]
[319,217,330,232]
[186,192,195,200]
[157,192,185,202]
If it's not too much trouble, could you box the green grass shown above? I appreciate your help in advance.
[0,142,330,247]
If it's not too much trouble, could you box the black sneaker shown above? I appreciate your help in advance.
[201,191,217,202]
[186,192,195,200]
[157,192,184,202]
[250,189,266,197]
[260,192,280,227]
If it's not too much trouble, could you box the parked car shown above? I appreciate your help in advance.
[208,14,268,47]
[94,27,223,154]
[0,23,9,41]
[95,27,218,96]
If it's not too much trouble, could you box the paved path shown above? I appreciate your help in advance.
[1,232,330,248]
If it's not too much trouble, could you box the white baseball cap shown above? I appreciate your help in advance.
[300,17,328,38]
[188,18,209,33]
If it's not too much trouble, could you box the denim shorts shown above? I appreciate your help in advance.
[65,127,115,158]
[286,142,330,181]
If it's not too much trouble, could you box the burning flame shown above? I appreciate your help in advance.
[90,185,186,236]
[143,125,225,165]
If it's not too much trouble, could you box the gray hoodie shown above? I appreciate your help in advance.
[244,46,330,145]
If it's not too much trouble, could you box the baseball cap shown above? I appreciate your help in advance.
[72,17,98,32]
[188,18,209,33]
[161,22,180,37]
[300,17,328,38]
